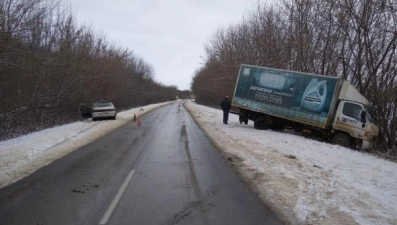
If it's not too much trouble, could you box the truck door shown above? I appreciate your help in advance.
[333,101,366,139]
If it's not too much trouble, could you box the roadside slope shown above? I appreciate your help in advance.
[0,101,174,188]
[184,100,397,225]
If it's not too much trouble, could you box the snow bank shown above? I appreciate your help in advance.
[184,101,397,225]
[0,101,174,188]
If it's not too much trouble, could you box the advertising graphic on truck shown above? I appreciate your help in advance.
[234,66,339,128]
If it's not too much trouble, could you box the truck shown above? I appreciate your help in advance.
[232,64,379,150]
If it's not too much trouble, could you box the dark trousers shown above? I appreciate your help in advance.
[223,110,229,124]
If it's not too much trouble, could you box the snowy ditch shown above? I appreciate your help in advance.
[0,102,173,188]
[184,101,397,225]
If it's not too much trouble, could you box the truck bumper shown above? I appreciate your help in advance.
[361,140,373,150]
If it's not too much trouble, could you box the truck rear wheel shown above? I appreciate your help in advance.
[332,133,351,148]
[254,116,269,130]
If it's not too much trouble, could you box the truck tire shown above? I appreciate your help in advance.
[254,116,269,130]
[332,133,351,148]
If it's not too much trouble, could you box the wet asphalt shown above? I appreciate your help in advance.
[0,101,284,225]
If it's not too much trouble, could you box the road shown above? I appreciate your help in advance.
[0,101,283,225]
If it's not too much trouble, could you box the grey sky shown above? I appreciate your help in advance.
[63,0,270,90]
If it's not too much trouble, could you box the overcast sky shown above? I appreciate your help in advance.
[63,0,272,90]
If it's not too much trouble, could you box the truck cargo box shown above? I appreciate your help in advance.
[232,65,341,129]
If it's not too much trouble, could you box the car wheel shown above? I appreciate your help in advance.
[332,133,351,148]
[92,118,97,121]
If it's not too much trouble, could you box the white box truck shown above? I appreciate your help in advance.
[233,64,379,150]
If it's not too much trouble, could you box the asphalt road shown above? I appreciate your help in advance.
[0,101,283,225]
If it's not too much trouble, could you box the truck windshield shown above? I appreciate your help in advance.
[363,105,374,123]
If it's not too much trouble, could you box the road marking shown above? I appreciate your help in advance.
[156,122,163,130]
[98,169,135,225]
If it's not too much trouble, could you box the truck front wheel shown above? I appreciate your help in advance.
[332,133,351,148]
[254,117,269,130]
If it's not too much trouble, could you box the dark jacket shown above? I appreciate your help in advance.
[220,98,231,111]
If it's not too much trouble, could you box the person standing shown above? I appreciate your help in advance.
[220,96,231,124]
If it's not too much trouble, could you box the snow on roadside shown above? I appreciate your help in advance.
[0,101,174,188]
[184,101,397,225]
[1,99,396,225]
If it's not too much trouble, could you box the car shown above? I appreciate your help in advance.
[91,101,117,121]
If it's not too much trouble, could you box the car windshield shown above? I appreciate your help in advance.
[94,102,112,107]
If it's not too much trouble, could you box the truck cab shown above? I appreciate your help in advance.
[331,82,379,150]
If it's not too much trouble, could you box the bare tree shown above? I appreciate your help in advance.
[0,0,180,140]
[192,0,397,155]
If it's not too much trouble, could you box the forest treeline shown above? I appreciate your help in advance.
[191,0,397,154]
[0,0,189,140]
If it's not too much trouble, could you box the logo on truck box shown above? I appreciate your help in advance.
[301,78,328,112]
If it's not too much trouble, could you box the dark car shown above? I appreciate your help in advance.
[79,103,92,118]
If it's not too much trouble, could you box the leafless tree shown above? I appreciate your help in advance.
[192,0,397,155]
[0,0,180,140]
